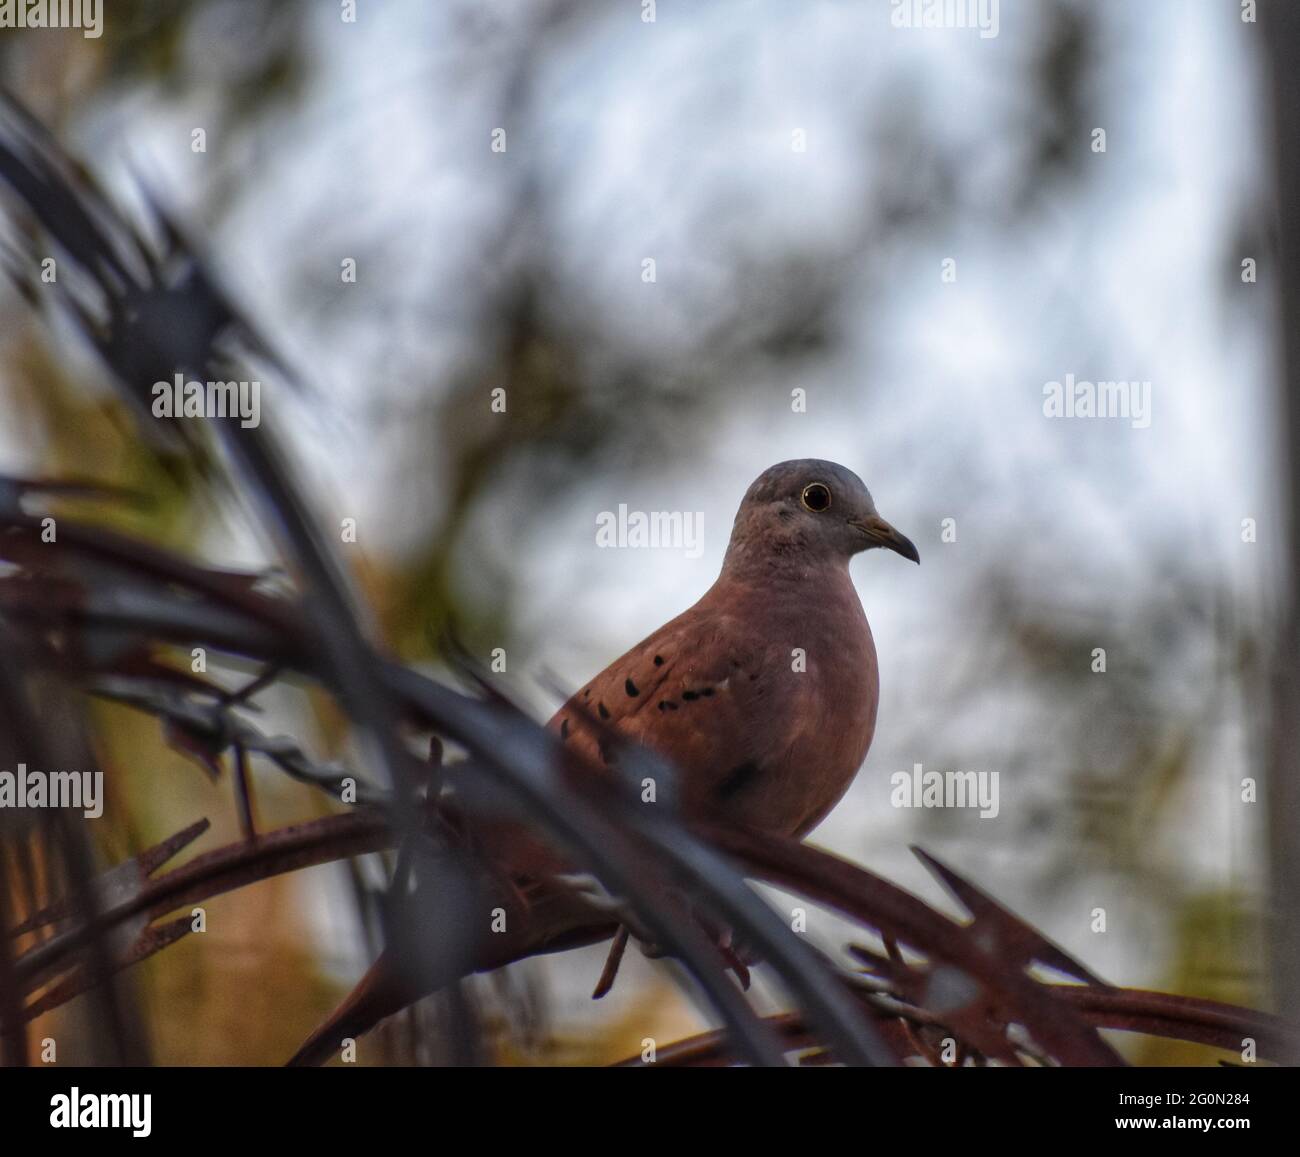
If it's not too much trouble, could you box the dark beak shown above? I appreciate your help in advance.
[852,514,920,564]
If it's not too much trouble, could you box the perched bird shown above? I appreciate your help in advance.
[288,459,915,1063]
[550,458,918,838]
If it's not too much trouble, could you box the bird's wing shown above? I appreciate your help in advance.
[549,597,812,822]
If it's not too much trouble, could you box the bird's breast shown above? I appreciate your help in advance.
[715,570,880,836]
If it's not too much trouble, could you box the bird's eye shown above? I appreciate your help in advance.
[800,482,832,512]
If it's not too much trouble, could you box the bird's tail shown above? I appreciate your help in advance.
[286,951,410,1067]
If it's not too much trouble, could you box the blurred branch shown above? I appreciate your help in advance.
[12,798,1297,1065]
[615,983,1300,1068]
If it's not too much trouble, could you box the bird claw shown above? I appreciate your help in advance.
[592,925,631,999]
[591,922,751,998]
[717,937,751,991]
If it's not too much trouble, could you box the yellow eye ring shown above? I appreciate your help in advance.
[801,482,832,512]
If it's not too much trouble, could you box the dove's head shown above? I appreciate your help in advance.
[723,458,919,572]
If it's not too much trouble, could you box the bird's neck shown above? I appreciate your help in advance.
[717,542,853,591]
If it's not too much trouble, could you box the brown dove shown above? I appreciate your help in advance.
[288,459,915,1063]
[551,458,918,838]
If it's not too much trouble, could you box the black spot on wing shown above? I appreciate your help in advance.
[598,702,610,720]
[717,761,761,800]
[625,677,639,697]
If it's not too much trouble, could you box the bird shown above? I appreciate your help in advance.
[287,458,916,1063]
[550,458,918,839]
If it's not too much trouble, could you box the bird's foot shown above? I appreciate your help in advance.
[592,925,631,999]
[592,922,751,998]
